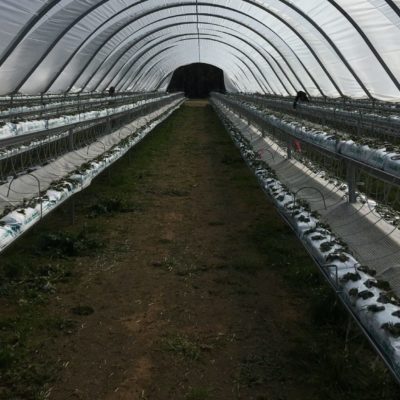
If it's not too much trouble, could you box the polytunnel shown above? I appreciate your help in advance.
[0,0,399,98]
[1,1,400,398]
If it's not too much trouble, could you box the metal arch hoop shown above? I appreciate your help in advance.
[326,0,400,93]
[385,0,400,17]
[7,173,43,218]
[259,0,372,98]
[0,0,60,68]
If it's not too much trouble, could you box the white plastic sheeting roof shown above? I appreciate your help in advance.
[0,0,399,100]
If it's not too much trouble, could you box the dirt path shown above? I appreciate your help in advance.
[1,100,399,399]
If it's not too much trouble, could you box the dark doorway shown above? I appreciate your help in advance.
[167,63,226,98]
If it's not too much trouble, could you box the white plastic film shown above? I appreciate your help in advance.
[0,0,398,101]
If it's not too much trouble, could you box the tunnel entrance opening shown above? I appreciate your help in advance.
[167,63,226,98]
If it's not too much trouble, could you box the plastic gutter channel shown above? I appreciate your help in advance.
[212,99,400,386]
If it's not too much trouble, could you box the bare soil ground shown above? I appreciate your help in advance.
[0,100,399,400]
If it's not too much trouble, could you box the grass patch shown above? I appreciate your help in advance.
[161,333,202,361]
[37,230,102,258]
[221,154,242,165]
[0,309,76,399]
[87,197,139,217]
[152,257,179,272]
[161,188,190,197]
[230,254,265,275]
[0,258,73,302]
[237,354,271,387]
[185,387,213,400]
[71,306,94,316]
[208,221,225,226]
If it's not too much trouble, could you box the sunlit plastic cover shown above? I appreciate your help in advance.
[0,0,399,100]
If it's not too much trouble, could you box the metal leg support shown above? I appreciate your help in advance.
[346,162,357,203]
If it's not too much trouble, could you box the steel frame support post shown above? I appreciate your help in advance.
[344,315,353,353]
[346,161,357,203]
[70,197,75,225]
[68,129,74,151]
[287,135,292,159]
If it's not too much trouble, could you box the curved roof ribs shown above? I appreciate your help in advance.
[3,1,347,95]
[1,0,399,97]
[327,0,400,93]
[110,34,273,94]
[88,24,296,95]
[56,13,317,95]
[62,4,331,95]
[125,38,267,93]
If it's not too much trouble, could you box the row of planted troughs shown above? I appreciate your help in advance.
[0,94,185,254]
[210,94,400,384]
[0,92,161,123]
[0,90,150,108]
[236,94,400,140]
[213,93,400,186]
[0,93,169,142]
[233,94,400,141]
[247,93,400,115]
